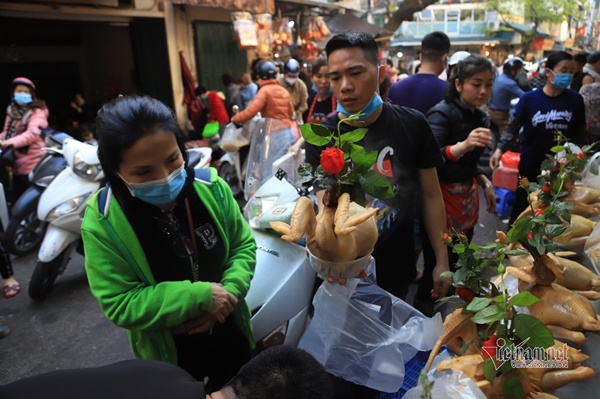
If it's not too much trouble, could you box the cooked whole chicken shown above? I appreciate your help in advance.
[269,193,378,262]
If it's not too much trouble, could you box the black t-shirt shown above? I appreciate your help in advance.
[304,92,335,124]
[305,103,443,290]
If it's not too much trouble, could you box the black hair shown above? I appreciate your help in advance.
[194,86,207,96]
[325,31,379,67]
[221,72,235,86]
[226,346,334,399]
[420,31,450,61]
[311,57,328,75]
[546,51,573,71]
[95,94,188,201]
[574,53,588,66]
[444,54,495,102]
[587,51,600,65]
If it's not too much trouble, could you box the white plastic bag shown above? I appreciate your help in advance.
[582,152,600,189]
[297,262,443,393]
[220,122,249,153]
[403,369,487,399]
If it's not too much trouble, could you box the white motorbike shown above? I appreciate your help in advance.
[241,117,317,350]
[28,139,212,301]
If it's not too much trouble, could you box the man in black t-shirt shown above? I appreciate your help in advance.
[304,31,451,303]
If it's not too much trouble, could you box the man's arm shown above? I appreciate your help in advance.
[490,116,522,169]
[418,168,451,299]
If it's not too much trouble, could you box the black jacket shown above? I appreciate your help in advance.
[426,98,490,182]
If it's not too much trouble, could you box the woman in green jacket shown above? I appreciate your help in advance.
[82,95,256,393]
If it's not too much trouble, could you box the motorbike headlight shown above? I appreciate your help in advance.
[46,193,92,221]
[244,195,279,228]
[73,151,102,180]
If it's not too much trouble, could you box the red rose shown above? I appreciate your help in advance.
[577,152,585,159]
[534,209,543,216]
[457,287,475,303]
[482,335,498,359]
[442,233,451,243]
[542,184,552,194]
[519,177,529,187]
[526,231,533,240]
[320,148,345,174]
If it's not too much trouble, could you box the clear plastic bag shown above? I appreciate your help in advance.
[403,370,487,399]
[582,152,600,189]
[219,122,249,153]
[297,261,443,393]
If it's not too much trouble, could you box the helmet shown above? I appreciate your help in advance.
[255,60,278,80]
[284,59,300,77]
[449,51,471,66]
[11,76,36,91]
[503,57,524,73]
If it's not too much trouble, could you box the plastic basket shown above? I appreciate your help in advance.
[376,350,431,399]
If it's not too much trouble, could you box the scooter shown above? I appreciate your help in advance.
[4,129,71,256]
[27,140,212,301]
[241,117,316,350]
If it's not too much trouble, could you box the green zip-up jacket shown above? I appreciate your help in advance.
[81,167,256,364]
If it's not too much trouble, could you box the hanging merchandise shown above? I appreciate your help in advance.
[303,16,331,42]
[232,11,258,48]
[272,17,294,47]
[254,13,274,58]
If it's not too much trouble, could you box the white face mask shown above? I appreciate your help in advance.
[285,77,298,86]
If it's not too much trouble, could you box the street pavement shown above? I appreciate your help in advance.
[0,188,507,385]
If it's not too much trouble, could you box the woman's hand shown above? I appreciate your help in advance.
[484,185,497,213]
[0,140,13,149]
[464,128,492,152]
[209,282,237,323]
[172,311,217,335]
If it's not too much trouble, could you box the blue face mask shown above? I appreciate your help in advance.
[14,92,32,106]
[312,84,332,95]
[550,72,573,91]
[337,92,383,121]
[122,164,187,205]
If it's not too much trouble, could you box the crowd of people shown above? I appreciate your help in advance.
[2,28,599,399]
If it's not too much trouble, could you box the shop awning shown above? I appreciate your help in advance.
[391,36,505,47]
[326,12,392,39]
[170,0,274,14]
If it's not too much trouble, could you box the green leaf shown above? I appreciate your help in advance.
[351,150,377,174]
[439,271,454,278]
[503,374,525,399]
[471,304,505,324]
[509,291,541,307]
[513,314,554,349]
[340,128,368,143]
[546,224,567,237]
[300,123,333,146]
[540,158,557,171]
[591,162,599,175]
[483,357,497,382]
[359,170,394,199]
[465,297,492,312]
[505,218,532,243]
[550,145,566,153]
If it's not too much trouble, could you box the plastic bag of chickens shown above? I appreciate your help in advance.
[403,368,487,399]
[582,152,600,189]
[297,263,443,393]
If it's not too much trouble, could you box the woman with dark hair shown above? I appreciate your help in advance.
[416,55,496,311]
[490,51,587,225]
[0,77,49,201]
[81,94,256,393]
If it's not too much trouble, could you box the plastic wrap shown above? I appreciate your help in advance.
[298,266,443,393]
[582,153,600,190]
